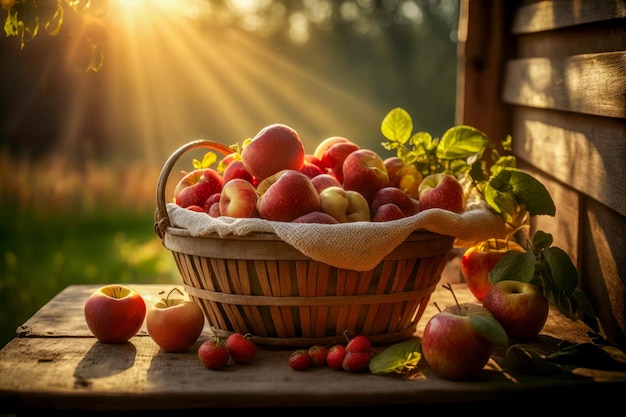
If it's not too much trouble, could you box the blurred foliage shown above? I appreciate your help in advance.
[0,148,181,348]
[0,207,180,349]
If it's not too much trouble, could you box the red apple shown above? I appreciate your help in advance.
[418,173,465,213]
[174,168,224,208]
[240,124,305,181]
[410,197,420,214]
[219,178,259,218]
[300,154,326,179]
[370,186,417,219]
[319,140,360,183]
[146,288,205,353]
[482,280,549,341]
[203,192,221,216]
[384,157,423,198]
[292,211,340,224]
[311,173,342,194]
[313,136,353,160]
[372,203,405,222]
[421,291,508,380]
[383,156,405,187]
[461,239,526,301]
[305,154,326,171]
[318,186,370,223]
[342,148,389,204]
[300,158,325,179]
[222,158,256,186]
[186,205,205,213]
[256,169,320,222]
[84,285,146,344]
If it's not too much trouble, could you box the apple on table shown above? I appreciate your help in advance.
[461,238,526,301]
[84,285,147,344]
[482,280,549,341]
[146,288,205,353]
[421,284,508,381]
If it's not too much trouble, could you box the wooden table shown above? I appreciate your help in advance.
[1,283,625,414]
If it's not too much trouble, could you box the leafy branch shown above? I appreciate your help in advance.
[380,107,556,231]
[3,0,107,72]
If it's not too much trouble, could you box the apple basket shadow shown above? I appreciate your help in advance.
[154,140,454,348]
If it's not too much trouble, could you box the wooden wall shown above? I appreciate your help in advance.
[457,0,626,348]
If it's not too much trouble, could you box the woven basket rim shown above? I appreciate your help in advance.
[164,226,450,241]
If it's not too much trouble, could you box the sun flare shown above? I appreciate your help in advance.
[94,0,380,167]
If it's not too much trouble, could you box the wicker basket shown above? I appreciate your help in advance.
[154,140,454,347]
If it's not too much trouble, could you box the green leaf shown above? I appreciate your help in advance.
[469,314,509,347]
[409,131,433,150]
[532,230,553,250]
[501,134,513,152]
[542,246,578,294]
[436,125,490,161]
[469,159,489,183]
[369,340,422,375]
[482,181,523,225]
[487,168,556,217]
[381,107,413,143]
[192,152,217,169]
[489,155,516,177]
[489,250,536,284]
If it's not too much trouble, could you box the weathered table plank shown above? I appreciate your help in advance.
[1,283,625,413]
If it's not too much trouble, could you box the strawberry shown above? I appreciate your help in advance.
[308,344,329,366]
[198,338,230,370]
[326,344,347,370]
[342,350,371,372]
[226,333,257,364]
[346,334,371,353]
[288,349,312,371]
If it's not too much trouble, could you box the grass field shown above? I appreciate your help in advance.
[0,150,181,348]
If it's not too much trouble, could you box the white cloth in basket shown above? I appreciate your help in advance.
[166,193,510,271]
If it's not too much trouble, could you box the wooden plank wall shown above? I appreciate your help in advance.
[458,0,626,348]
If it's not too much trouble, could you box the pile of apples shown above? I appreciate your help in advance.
[173,123,466,223]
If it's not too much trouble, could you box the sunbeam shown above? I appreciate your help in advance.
[95,0,384,167]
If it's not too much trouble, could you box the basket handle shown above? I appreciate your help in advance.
[154,139,235,239]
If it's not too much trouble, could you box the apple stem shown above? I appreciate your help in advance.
[441,283,461,310]
[163,287,185,306]
[433,302,442,313]
[342,329,350,343]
